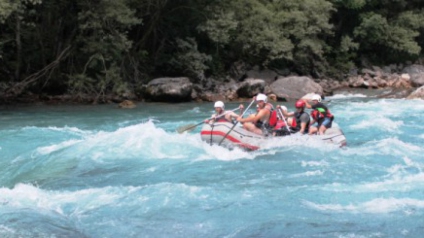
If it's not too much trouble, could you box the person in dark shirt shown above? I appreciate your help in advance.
[277,100,310,134]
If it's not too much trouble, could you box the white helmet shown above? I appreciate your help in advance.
[256,93,267,102]
[312,94,322,102]
[214,101,225,109]
[279,105,287,112]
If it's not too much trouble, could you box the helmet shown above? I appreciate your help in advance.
[312,94,322,102]
[214,101,225,109]
[256,93,267,102]
[295,100,305,108]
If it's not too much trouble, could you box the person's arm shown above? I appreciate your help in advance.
[238,109,266,123]
[303,99,313,109]
[238,104,244,116]
[205,114,216,124]
[298,113,310,134]
[276,105,294,117]
[299,122,307,134]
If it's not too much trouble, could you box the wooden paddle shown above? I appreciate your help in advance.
[176,107,240,134]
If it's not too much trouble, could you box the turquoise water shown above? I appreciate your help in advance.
[1,94,423,237]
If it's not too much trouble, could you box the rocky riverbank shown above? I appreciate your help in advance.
[140,64,424,104]
[2,64,424,106]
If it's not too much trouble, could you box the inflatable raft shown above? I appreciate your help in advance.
[200,122,347,151]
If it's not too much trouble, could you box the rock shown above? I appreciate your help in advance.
[236,78,266,98]
[270,76,323,101]
[245,68,279,84]
[268,94,277,102]
[402,64,424,86]
[119,100,136,108]
[144,77,193,102]
[407,86,424,99]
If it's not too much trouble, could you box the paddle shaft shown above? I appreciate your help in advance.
[277,108,291,132]
[177,107,240,133]
[218,99,255,146]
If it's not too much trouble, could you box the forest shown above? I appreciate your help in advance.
[0,0,423,102]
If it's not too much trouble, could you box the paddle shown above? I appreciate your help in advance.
[277,107,292,133]
[176,107,240,134]
[218,99,255,146]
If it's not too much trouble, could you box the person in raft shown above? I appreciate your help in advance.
[303,94,334,135]
[205,101,244,124]
[276,100,310,134]
[236,93,277,135]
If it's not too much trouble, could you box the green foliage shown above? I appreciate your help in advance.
[1,0,424,99]
[354,11,422,61]
[198,0,334,74]
[168,38,212,81]
[70,0,141,97]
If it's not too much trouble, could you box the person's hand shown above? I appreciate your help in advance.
[204,119,209,123]
[237,116,243,122]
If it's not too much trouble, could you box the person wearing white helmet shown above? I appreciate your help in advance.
[205,101,244,124]
[303,94,334,135]
[237,93,275,135]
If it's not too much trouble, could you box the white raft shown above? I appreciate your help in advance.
[200,121,347,151]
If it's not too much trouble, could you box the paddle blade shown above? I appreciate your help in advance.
[176,124,197,134]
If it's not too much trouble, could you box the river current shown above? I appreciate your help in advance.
[1,93,423,237]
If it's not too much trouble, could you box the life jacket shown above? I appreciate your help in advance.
[268,109,278,127]
[254,103,275,129]
[311,110,320,121]
[313,103,334,120]
[273,119,286,130]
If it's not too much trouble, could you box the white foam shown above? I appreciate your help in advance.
[301,160,329,167]
[291,170,324,177]
[199,144,254,161]
[327,93,367,99]
[304,197,424,214]
[342,137,422,157]
[351,117,403,133]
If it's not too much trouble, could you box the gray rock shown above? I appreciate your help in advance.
[144,77,193,102]
[236,78,266,98]
[402,64,424,86]
[407,86,424,99]
[270,76,323,101]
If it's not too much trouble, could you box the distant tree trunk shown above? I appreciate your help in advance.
[15,14,21,81]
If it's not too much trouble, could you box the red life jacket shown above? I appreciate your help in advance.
[268,109,278,127]
[273,119,286,130]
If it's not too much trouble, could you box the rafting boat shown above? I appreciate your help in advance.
[200,121,347,151]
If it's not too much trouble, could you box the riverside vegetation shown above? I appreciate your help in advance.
[0,0,424,104]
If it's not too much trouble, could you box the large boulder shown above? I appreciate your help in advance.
[269,76,323,101]
[236,78,266,98]
[245,68,279,84]
[407,86,424,99]
[144,77,193,102]
[402,64,424,86]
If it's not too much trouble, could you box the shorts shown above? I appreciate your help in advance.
[320,117,332,128]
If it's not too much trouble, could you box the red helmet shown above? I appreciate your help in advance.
[295,100,305,108]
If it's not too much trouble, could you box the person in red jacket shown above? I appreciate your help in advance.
[303,94,334,135]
